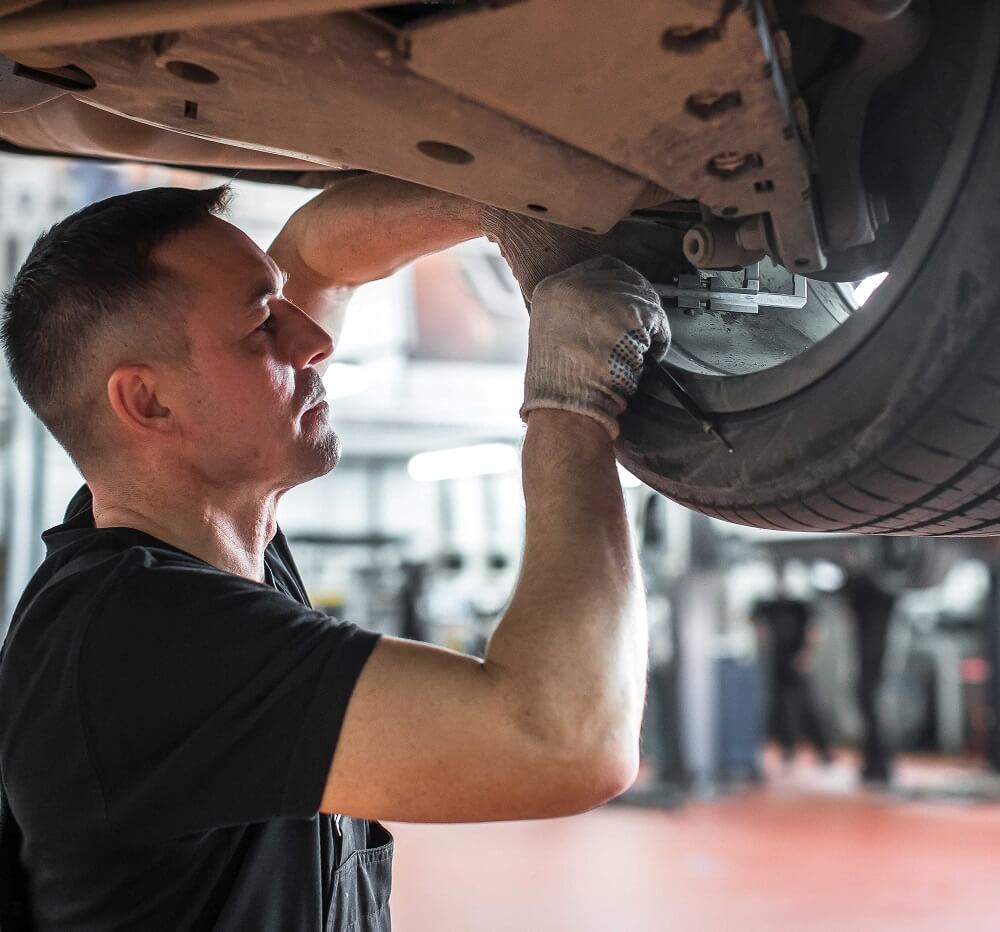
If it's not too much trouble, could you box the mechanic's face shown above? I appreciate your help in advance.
[153,216,337,490]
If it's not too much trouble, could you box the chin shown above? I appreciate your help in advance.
[322,429,342,471]
[301,426,342,479]
[270,424,342,490]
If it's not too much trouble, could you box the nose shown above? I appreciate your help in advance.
[289,303,334,370]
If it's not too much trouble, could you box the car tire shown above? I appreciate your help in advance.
[617,0,1000,537]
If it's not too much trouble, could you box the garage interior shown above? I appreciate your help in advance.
[2,152,1000,931]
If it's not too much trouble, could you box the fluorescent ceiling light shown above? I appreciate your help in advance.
[408,443,518,482]
[852,272,888,307]
[322,362,370,399]
[618,463,643,488]
[407,445,646,485]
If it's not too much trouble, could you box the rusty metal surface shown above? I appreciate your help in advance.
[0,94,329,169]
[7,12,648,230]
[0,0,858,265]
[0,0,376,52]
[406,0,827,271]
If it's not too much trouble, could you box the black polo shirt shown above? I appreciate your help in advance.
[0,486,391,930]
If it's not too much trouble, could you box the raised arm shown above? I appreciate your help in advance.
[320,258,668,823]
[267,174,482,351]
[322,408,643,822]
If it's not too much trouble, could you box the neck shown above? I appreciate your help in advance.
[90,474,280,582]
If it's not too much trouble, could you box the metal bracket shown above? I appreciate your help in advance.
[654,263,808,315]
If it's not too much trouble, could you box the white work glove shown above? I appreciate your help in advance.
[522,256,670,439]
[479,205,687,304]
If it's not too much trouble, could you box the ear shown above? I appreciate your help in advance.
[106,365,173,437]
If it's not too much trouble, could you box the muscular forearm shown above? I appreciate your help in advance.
[484,410,647,777]
[272,175,481,287]
[269,175,482,345]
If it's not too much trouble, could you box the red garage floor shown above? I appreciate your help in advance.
[386,751,1000,931]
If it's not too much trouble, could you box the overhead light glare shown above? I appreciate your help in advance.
[408,443,518,482]
[853,272,888,307]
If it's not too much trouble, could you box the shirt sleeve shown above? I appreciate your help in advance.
[76,555,381,840]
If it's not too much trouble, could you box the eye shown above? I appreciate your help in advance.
[255,314,275,334]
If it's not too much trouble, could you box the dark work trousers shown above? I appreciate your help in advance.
[855,613,893,779]
[771,655,831,759]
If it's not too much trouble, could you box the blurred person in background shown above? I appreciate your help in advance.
[752,568,832,766]
[842,570,896,784]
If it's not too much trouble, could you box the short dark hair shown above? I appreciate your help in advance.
[1,184,231,466]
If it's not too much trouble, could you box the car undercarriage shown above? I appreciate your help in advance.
[4,0,1000,537]
[0,1,930,276]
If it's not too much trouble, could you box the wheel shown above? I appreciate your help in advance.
[618,0,1000,536]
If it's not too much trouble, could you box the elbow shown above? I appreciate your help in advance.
[536,711,644,814]
[555,738,641,815]
[588,741,641,806]
[553,709,644,811]
[496,668,645,815]
[501,727,640,818]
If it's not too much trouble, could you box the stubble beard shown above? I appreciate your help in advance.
[298,421,341,482]
[261,413,342,492]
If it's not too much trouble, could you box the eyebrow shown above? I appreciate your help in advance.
[246,265,289,308]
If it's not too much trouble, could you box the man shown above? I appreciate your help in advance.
[752,570,832,766]
[0,174,669,930]
[842,569,896,784]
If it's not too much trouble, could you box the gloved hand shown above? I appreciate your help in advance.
[480,205,687,303]
[522,256,670,439]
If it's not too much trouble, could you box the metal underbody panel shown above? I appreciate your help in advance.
[1,12,654,230]
[0,0,826,268]
[407,0,825,270]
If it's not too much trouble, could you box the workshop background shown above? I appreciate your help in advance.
[2,153,1000,931]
